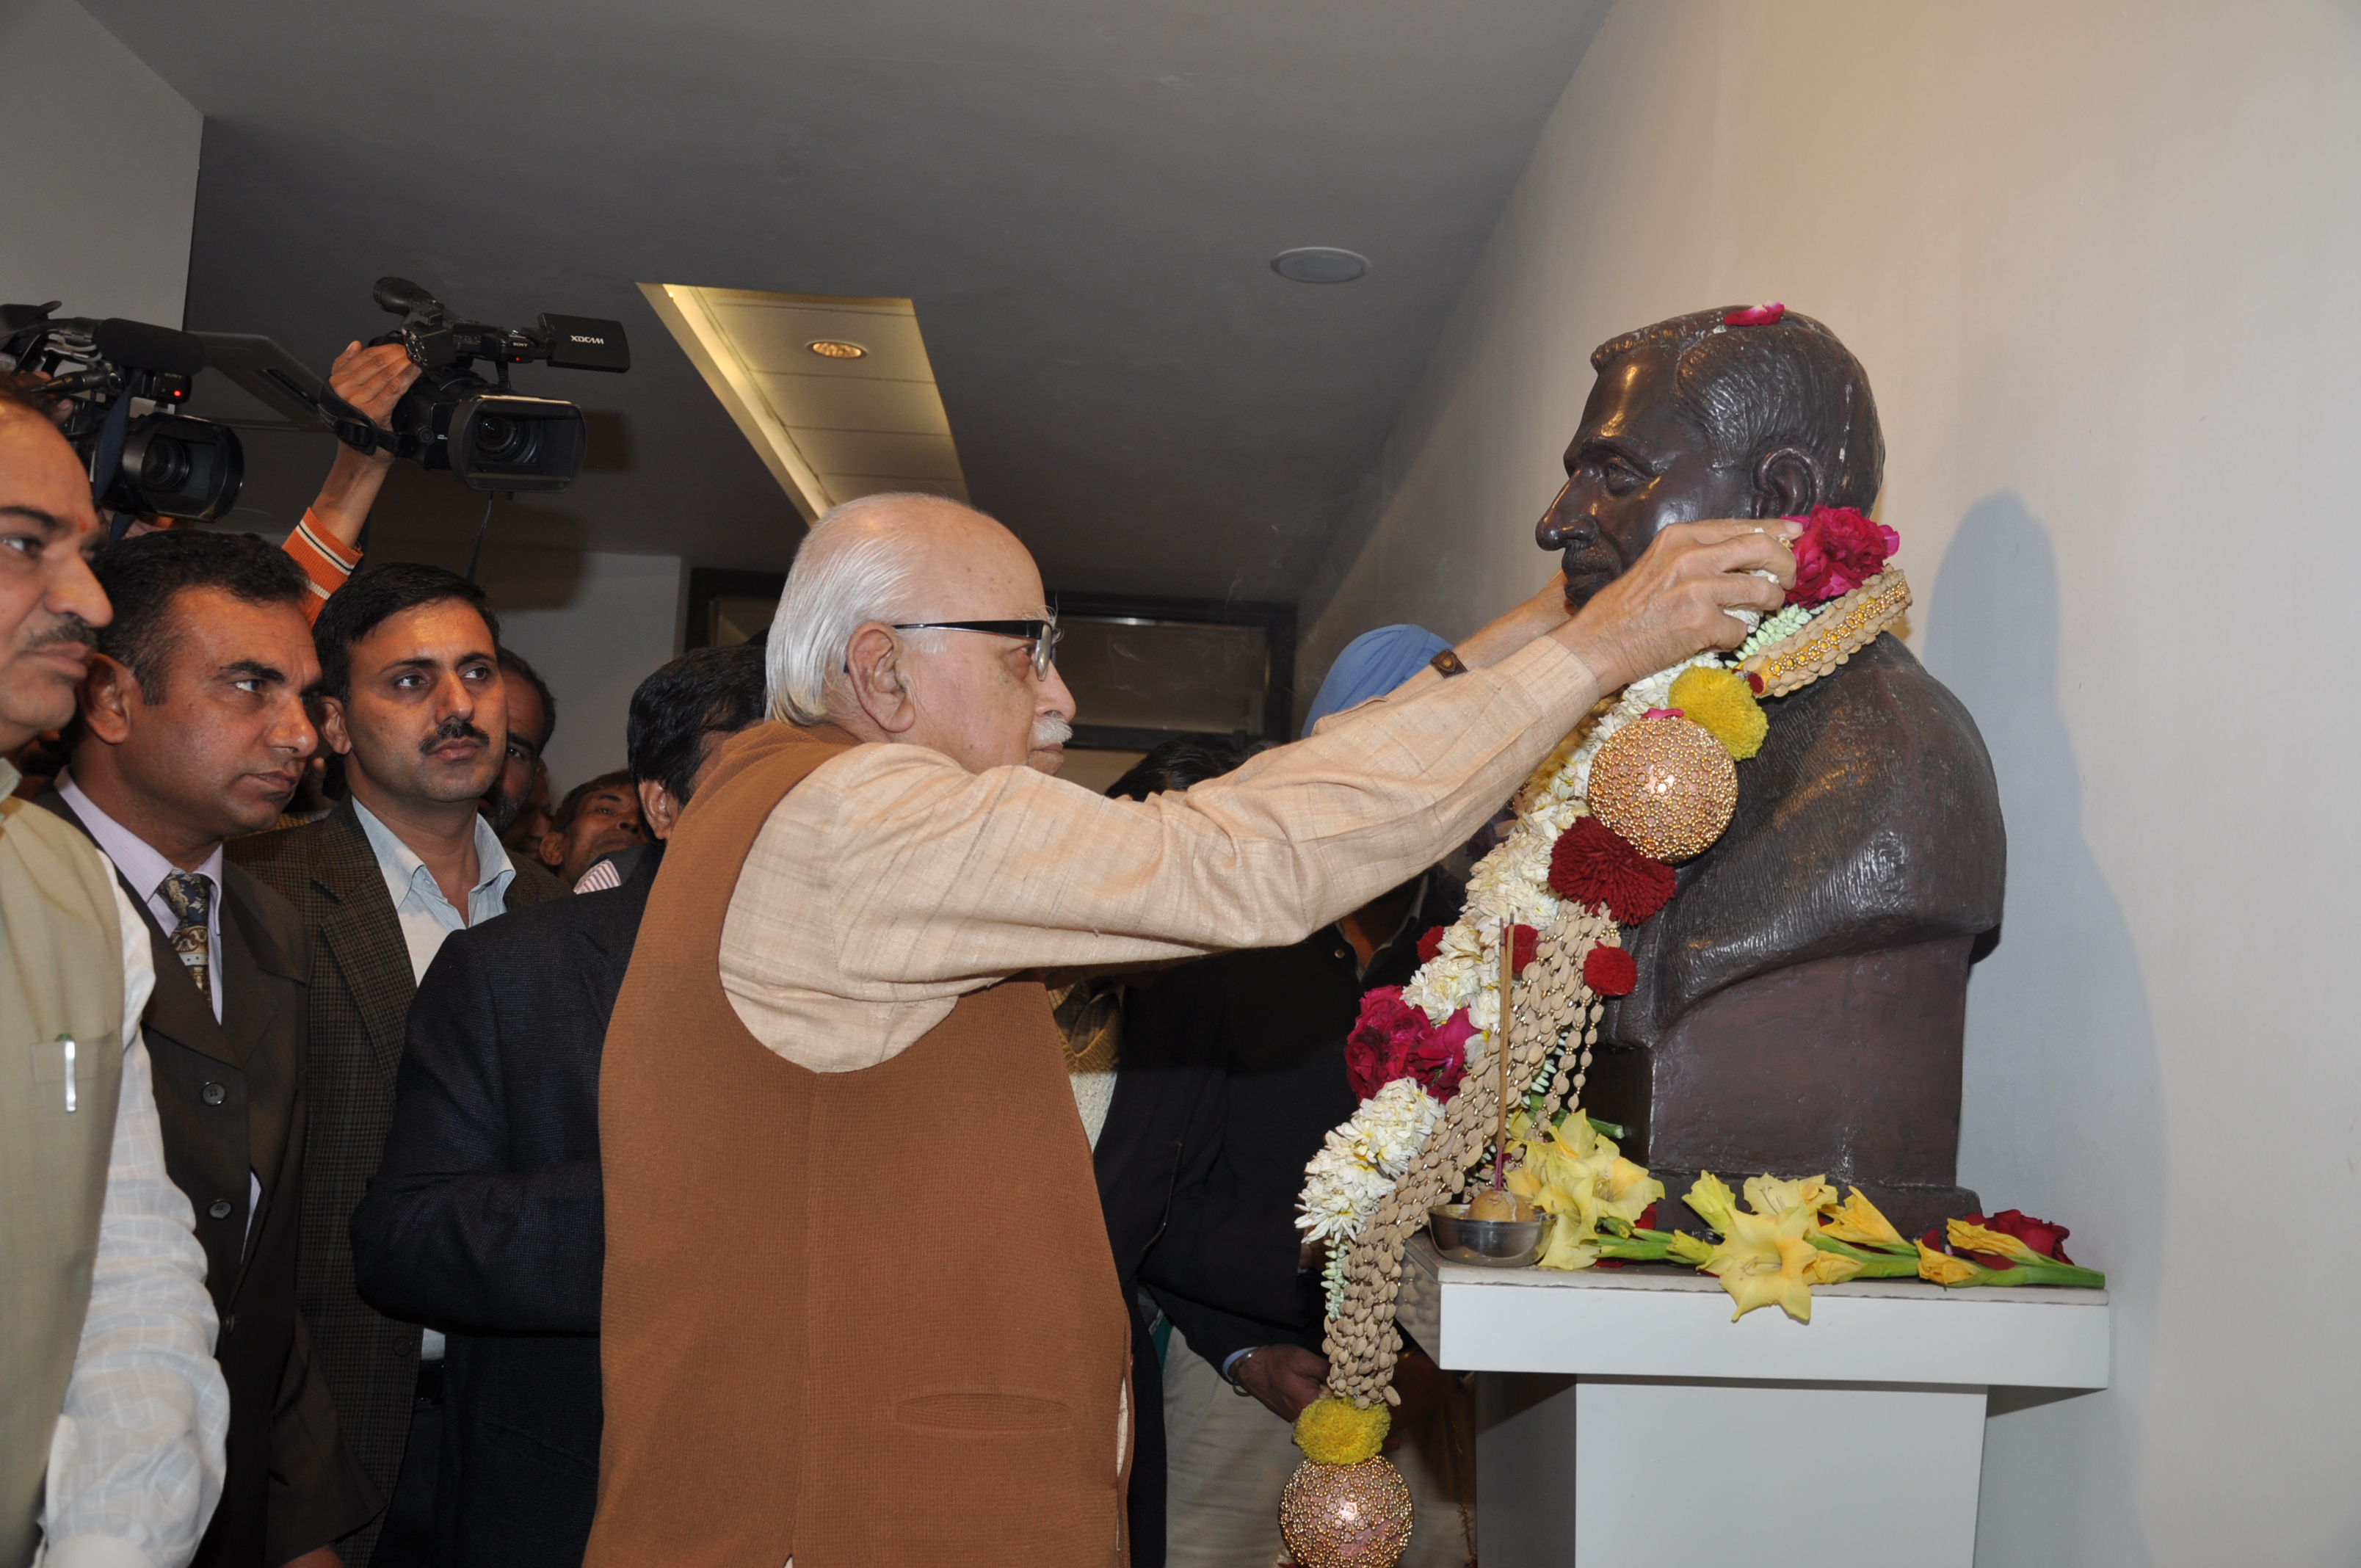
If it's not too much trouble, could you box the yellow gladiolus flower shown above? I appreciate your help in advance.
[1683,1172,1739,1234]
[1667,1231,1717,1267]
[1597,1157,1665,1226]
[1537,1211,1600,1271]
[1802,1251,1863,1285]
[1703,1204,1820,1323]
[1947,1219,2045,1266]
[1743,1173,1838,1221]
[1821,1188,1908,1249]
[1917,1242,1982,1287]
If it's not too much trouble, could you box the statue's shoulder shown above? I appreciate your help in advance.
[1760,634,1997,807]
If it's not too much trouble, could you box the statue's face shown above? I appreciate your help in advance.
[1535,350,1763,609]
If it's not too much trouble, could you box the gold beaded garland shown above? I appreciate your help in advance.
[1584,714,1738,862]
[1278,1456,1415,1568]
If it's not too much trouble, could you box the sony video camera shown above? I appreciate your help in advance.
[359,277,628,491]
[0,304,244,522]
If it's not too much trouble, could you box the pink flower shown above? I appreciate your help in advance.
[1783,504,1901,606]
[1404,1010,1476,1101]
[1723,302,1786,327]
[1344,990,1475,1102]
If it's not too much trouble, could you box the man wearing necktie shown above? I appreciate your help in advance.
[39,530,378,1567]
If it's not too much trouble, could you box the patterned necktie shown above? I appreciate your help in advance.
[159,871,214,1000]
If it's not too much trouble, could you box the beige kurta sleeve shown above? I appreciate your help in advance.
[721,633,1601,1067]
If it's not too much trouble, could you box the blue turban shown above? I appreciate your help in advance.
[1301,624,1451,736]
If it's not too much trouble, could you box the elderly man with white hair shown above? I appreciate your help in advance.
[587,492,1796,1568]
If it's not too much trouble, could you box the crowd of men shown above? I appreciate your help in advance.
[4,319,1794,1566]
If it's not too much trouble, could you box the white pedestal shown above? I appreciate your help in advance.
[1397,1238,2109,1567]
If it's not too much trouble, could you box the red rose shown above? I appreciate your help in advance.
[1976,1209,2075,1266]
[1404,1009,1476,1102]
[1511,923,1539,976]
[1783,504,1901,606]
[1582,945,1637,997]
[1635,1202,1658,1230]
[1415,925,1446,965]
[1345,987,1425,1100]
[1548,817,1678,924]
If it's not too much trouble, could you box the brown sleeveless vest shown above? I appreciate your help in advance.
[589,725,1131,1567]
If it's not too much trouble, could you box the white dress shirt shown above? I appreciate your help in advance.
[41,881,231,1568]
[348,797,517,1362]
[55,775,222,1022]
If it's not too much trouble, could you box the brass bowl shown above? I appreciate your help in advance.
[1427,1203,1545,1267]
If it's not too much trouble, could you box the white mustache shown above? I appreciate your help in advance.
[1032,713,1073,749]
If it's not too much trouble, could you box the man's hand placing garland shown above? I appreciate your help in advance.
[1232,1343,1330,1424]
[1551,518,1798,692]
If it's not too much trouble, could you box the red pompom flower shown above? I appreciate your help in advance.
[1583,945,1637,997]
[1784,504,1901,607]
[1548,817,1678,925]
[1511,923,1539,976]
[1415,925,1446,964]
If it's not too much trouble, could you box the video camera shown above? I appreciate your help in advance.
[0,304,244,522]
[356,277,628,492]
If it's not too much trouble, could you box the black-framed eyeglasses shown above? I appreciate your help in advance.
[889,615,1064,679]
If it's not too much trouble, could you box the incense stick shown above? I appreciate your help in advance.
[1493,919,1512,1190]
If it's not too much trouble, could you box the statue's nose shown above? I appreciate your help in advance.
[1535,480,1594,550]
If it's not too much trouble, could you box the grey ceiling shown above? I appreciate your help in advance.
[82,0,1605,604]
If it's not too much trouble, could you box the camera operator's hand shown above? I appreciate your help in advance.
[327,341,418,463]
[306,341,421,549]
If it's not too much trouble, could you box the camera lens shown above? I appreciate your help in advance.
[471,413,538,465]
[139,437,193,491]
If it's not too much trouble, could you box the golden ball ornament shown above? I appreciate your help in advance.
[1585,714,1738,863]
[1277,1456,1415,1568]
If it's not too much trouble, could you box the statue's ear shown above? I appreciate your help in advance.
[1750,445,1823,519]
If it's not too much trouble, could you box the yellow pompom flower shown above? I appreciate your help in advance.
[1668,667,1768,761]
[1294,1395,1391,1465]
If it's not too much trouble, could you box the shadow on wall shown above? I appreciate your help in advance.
[1922,493,2165,1566]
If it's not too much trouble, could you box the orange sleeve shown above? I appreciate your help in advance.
[283,510,363,625]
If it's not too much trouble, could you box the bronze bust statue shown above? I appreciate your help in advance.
[1536,308,2004,1235]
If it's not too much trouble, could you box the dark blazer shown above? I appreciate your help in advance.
[229,799,566,1564]
[1129,894,1446,1371]
[348,841,660,1568]
[1087,1017,1231,1568]
[38,789,379,1565]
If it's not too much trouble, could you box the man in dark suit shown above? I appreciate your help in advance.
[232,565,566,1567]
[349,643,766,1567]
[1126,868,1474,1567]
[39,531,377,1566]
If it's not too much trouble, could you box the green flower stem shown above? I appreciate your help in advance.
[1596,1229,1678,1262]
[1805,1232,1920,1278]
[1948,1258,2107,1291]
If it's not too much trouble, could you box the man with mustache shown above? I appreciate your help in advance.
[232,564,567,1568]
[0,377,231,1567]
[37,531,380,1567]
[1531,306,2003,1229]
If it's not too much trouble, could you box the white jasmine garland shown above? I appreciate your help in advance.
[1295,639,1740,1264]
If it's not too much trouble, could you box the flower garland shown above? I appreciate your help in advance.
[1294,507,1912,1410]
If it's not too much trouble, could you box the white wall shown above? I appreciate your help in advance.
[0,0,202,326]
[1305,3,2361,1561]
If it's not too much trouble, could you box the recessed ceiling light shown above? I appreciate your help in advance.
[807,338,866,359]
[1270,247,1369,284]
